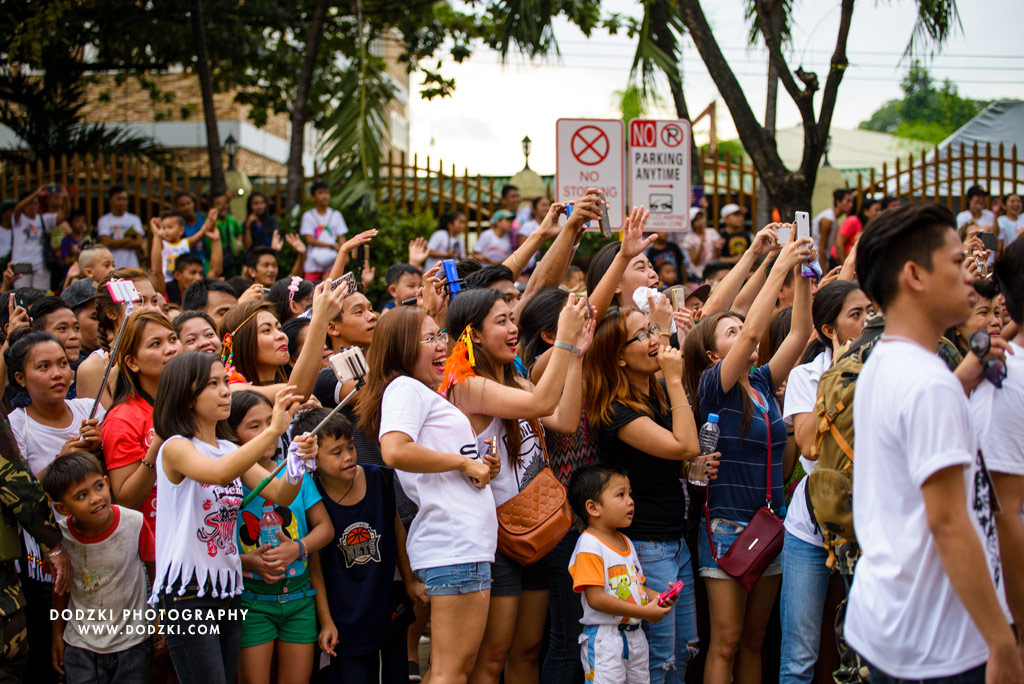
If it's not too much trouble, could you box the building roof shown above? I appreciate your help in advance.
[772,125,931,177]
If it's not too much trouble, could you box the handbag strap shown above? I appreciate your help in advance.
[702,390,776,559]
[528,418,549,465]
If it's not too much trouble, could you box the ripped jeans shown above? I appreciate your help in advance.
[632,539,699,684]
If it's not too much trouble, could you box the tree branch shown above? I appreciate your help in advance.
[752,0,813,115]
[814,0,854,161]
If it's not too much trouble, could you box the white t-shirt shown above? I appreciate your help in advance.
[971,340,1024,478]
[379,375,497,571]
[478,417,546,507]
[847,339,999,678]
[12,213,45,269]
[424,229,466,273]
[569,531,648,626]
[812,208,838,258]
[956,209,996,231]
[299,208,348,272]
[160,238,192,282]
[473,229,512,263]
[782,349,832,547]
[9,398,107,475]
[96,212,142,269]
[997,215,1024,247]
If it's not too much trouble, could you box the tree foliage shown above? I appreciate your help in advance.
[858,61,990,144]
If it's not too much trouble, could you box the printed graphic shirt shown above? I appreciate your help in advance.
[96,212,142,269]
[300,207,348,272]
[569,531,647,626]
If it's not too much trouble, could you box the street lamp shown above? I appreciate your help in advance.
[521,135,532,170]
[224,134,238,171]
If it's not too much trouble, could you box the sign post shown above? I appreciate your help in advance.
[556,119,625,227]
[628,119,691,231]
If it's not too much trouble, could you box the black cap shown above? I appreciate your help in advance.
[60,278,96,310]
[966,184,989,200]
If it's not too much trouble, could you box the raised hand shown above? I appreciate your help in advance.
[340,229,377,256]
[750,223,782,257]
[270,386,303,435]
[619,206,655,259]
[555,293,588,343]
[657,344,684,382]
[284,232,306,254]
[271,229,283,251]
[408,237,429,268]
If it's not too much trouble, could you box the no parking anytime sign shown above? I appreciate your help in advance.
[629,119,691,231]
[556,119,625,227]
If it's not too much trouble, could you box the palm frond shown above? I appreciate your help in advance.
[904,0,961,58]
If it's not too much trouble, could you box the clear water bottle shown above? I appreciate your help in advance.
[259,502,283,548]
[688,414,720,487]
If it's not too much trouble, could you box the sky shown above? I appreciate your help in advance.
[406,0,1024,176]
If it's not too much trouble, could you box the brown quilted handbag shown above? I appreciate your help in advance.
[495,422,572,566]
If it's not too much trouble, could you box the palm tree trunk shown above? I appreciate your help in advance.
[284,0,331,215]
[190,0,225,191]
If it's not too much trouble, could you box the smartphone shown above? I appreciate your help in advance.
[980,231,997,252]
[775,225,791,244]
[442,259,461,299]
[597,192,611,237]
[353,243,368,276]
[11,263,33,275]
[12,293,28,311]
[658,580,684,606]
[328,346,369,385]
[330,272,357,295]
[795,211,810,241]
[261,286,272,295]
[106,279,140,303]
[671,288,686,312]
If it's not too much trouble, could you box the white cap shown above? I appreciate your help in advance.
[689,207,704,221]
[720,203,744,220]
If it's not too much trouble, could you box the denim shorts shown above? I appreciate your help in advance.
[416,561,492,596]
[698,517,783,580]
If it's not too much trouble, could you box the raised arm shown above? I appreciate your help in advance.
[703,225,779,317]
[148,218,166,293]
[512,199,590,319]
[13,187,42,222]
[288,281,346,400]
[768,260,813,387]
[590,207,654,322]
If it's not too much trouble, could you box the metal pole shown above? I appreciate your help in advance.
[88,307,132,420]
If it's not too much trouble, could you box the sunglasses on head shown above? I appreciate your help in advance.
[968,330,1006,389]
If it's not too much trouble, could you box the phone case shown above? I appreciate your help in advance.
[106,279,140,303]
[795,211,810,241]
[442,259,461,298]
[328,346,369,384]
[658,580,684,606]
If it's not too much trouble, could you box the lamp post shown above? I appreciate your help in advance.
[521,135,532,170]
[224,134,239,171]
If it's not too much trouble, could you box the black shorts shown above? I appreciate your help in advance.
[490,549,552,597]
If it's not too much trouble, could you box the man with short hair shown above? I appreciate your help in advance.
[848,203,1020,683]
[164,253,205,306]
[96,186,143,269]
[244,247,280,287]
[181,278,239,330]
[60,279,98,357]
[813,188,853,270]
[957,185,996,235]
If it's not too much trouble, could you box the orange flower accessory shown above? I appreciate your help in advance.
[438,325,476,395]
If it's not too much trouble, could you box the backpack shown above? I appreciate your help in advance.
[805,329,880,571]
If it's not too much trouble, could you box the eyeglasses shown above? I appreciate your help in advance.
[968,329,1007,388]
[420,331,450,346]
[624,323,661,347]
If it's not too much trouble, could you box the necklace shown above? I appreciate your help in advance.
[332,473,358,505]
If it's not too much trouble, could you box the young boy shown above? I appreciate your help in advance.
[300,182,348,282]
[567,465,673,684]
[40,452,154,684]
[78,245,116,284]
[210,190,245,277]
[96,185,143,269]
[149,210,218,290]
[380,263,423,311]
[59,210,88,268]
[164,253,205,306]
[472,210,514,264]
[302,410,423,684]
[718,204,752,264]
[645,232,685,289]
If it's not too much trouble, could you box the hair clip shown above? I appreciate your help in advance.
[287,276,302,303]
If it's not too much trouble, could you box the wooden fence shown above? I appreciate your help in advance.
[2,144,1020,228]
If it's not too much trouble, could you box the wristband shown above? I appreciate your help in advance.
[553,340,581,356]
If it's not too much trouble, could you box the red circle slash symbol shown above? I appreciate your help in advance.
[571,126,610,166]
[661,124,683,147]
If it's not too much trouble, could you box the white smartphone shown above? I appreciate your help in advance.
[795,211,810,241]
[776,225,791,244]
[329,346,369,384]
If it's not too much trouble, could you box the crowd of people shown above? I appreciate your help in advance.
[0,176,1021,684]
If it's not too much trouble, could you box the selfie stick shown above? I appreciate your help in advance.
[240,347,368,508]
[88,281,140,421]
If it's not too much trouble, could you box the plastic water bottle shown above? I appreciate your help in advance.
[259,502,283,548]
[688,414,720,487]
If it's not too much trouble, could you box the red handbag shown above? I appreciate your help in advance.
[703,408,785,592]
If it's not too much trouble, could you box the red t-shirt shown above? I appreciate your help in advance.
[101,395,157,533]
[830,216,863,258]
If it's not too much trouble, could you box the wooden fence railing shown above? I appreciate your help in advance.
[3,144,1020,229]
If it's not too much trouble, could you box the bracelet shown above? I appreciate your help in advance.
[552,340,581,356]
[297,539,308,562]
[139,458,155,469]
[45,546,63,559]
[669,403,690,411]
[512,252,523,269]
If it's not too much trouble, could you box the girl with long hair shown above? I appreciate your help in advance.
[357,306,493,684]
[582,305,706,684]
[101,311,182,533]
[682,232,812,684]
[219,301,290,386]
[779,280,870,684]
[76,267,166,408]
[149,351,314,684]
[442,288,590,684]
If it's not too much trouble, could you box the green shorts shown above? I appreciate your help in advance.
[240,593,317,648]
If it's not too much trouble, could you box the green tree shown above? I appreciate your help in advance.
[859,61,990,144]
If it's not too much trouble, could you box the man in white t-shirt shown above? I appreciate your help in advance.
[812,188,853,271]
[848,202,1020,682]
[11,187,50,289]
[96,186,143,269]
[472,210,514,264]
[299,182,348,282]
[956,185,996,236]
[974,239,1024,631]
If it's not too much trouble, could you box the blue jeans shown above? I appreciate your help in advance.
[864,659,985,684]
[157,586,243,684]
[63,639,152,684]
[633,538,698,684]
[541,529,584,684]
[779,531,831,684]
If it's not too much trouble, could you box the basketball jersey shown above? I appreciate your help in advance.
[317,465,407,655]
